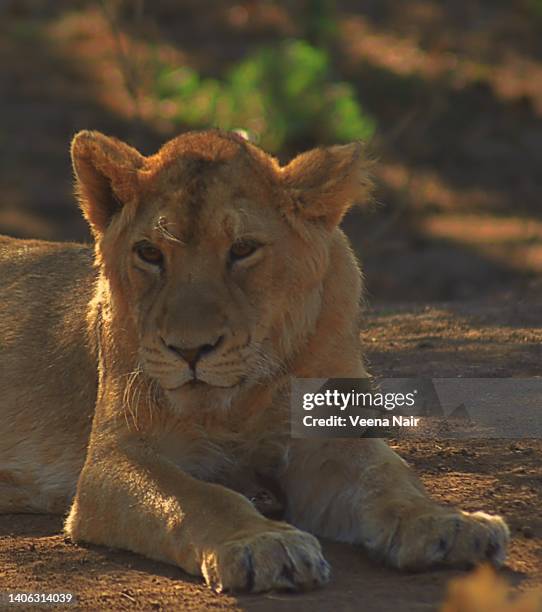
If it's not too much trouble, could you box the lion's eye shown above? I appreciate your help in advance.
[229,240,261,263]
[134,242,164,267]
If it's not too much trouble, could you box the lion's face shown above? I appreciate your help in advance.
[71,130,370,410]
[113,151,322,409]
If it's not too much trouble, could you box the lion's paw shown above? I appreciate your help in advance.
[201,525,331,593]
[385,509,509,570]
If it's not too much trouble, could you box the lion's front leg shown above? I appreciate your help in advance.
[65,436,330,593]
[282,438,509,570]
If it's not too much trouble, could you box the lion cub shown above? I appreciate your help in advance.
[0,130,508,592]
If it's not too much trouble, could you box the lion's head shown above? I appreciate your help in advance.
[71,130,371,411]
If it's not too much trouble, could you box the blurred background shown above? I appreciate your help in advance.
[1,0,542,303]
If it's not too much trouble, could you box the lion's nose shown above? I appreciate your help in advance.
[165,335,224,369]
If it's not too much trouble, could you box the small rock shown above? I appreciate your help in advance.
[417,340,435,349]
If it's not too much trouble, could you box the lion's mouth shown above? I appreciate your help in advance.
[165,376,244,392]
[163,379,207,391]
[185,379,208,389]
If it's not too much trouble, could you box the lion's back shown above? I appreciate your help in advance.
[0,235,99,512]
[0,235,96,367]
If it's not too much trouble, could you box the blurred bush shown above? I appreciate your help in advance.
[530,0,542,19]
[153,39,375,152]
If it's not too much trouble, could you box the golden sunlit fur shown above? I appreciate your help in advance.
[0,130,509,592]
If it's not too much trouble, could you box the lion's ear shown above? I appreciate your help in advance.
[71,130,145,235]
[280,143,372,228]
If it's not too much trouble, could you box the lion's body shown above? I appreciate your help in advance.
[0,236,96,513]
[0,130,509,593]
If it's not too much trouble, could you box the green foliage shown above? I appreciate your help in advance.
[530,0,542,18]
[154,40,375,152]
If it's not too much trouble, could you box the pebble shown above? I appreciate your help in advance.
[417,341,435,348]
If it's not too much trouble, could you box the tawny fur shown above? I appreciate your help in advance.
[0,129,509,592]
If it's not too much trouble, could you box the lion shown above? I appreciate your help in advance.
[0,129,509,593]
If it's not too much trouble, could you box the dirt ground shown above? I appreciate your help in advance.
[1,291,541,611]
